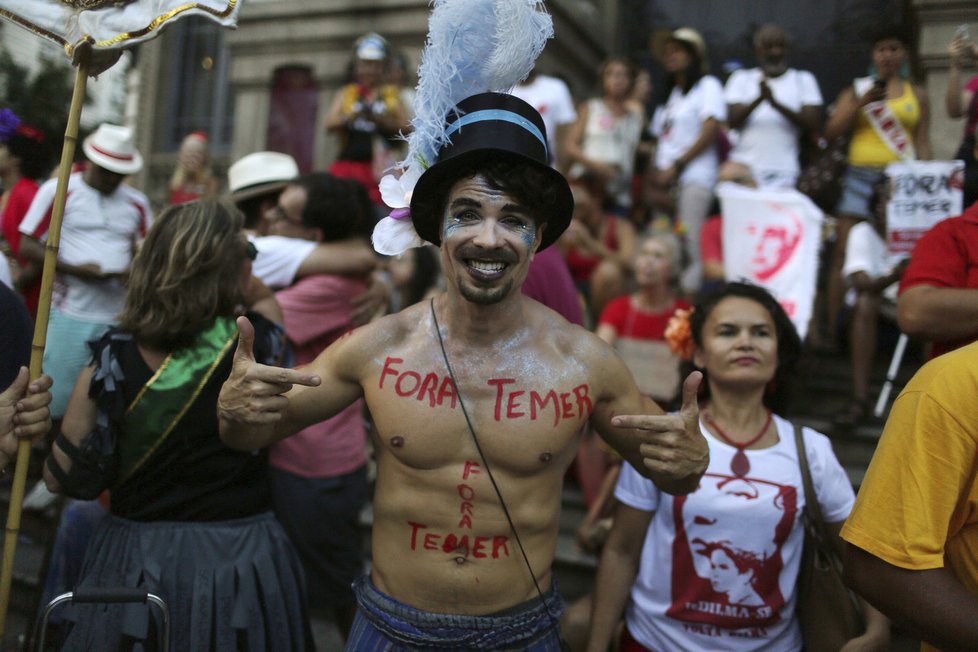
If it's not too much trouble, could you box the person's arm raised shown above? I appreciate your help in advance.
[824,87,867,141]
[591,352,708,495]
[218,315,362,450]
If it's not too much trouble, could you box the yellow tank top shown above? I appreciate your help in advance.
[340,83,402,115]
[848,81,920,168]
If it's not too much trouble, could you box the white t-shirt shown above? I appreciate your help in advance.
[652,75,727,189]
[19,172,152,323]
[724,68,823,188]
[511,75,577,165]
[249,234,317,289]
[571,98,644,207]
[0,252,12,289]
[615,415,854,652]
[842,221,904,303]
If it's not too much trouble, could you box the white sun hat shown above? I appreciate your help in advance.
[82,123,143,175]
[227,151,299,202]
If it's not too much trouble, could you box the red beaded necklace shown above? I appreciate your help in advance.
[702,408,773,477]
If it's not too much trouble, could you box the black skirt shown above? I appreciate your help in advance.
[59,511,312,652]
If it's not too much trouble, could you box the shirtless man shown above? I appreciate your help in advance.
[218,93,708,650]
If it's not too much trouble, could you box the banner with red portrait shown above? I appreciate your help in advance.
[717,183,824,340]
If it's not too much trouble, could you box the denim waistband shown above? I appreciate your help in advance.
[351,574,565,648]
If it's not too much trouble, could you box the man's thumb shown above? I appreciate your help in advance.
[234,316,256,364]
[0,367,30,405]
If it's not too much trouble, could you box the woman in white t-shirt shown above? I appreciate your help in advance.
[586,282,889,652]
[565,57,645,214]
[649,28,727,294]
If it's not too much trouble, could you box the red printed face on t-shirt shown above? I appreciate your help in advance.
[667,473,797,633]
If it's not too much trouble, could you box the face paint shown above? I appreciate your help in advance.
[439,175,543,305]
[443,210,462,240]
[518,222,537,249]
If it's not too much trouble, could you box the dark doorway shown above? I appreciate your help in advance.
[267,66,319,173]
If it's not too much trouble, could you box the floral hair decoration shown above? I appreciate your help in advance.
[665,307,695,361]
[0,108,22,143]
[15,124,45,144]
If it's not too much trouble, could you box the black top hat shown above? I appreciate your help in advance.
[409,92,573,250]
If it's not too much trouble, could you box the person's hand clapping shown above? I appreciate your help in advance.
[611,371,709,494]
[217,317,321,428]
[759,79,774,103]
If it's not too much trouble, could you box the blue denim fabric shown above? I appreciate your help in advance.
[836,165,886,219]
[345,574,565,651]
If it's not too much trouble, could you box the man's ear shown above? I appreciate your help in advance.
[313,227,325,244]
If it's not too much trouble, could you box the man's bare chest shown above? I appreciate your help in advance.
[365,354,594,467]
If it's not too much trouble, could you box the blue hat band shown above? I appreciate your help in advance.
[445,109,548,158]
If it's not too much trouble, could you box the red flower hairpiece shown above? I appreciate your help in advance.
[665,307,695,361]
[14,124,44,144]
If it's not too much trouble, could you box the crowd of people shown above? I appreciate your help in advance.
[0,14,977,652]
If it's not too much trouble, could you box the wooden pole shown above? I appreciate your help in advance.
[0,61,88,638]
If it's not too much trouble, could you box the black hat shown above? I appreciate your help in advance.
[409,92,573,250]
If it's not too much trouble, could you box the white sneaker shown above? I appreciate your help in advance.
[22,480,58,511]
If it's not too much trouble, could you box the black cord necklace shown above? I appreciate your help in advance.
[429,298,564,641]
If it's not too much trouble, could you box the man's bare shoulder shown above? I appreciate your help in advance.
[312,301,429,376]
[343,301,429,351]
[525,300,619,365]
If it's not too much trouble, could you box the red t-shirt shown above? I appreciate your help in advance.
[565,216,619,283]
[0,177,40,315]
[700,214,723,265]
[1,178,39,255]
[598,295,690,340]
[898,201,978,357]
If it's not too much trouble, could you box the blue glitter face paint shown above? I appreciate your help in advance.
[517,222,537,249]
[441,175,540,251]
[442,211,463,240]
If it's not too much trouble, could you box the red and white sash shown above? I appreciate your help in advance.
[854,77,916,161]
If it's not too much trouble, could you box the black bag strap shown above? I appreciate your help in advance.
[793,423,834,556]
[793,422,866,628]
[793,423,823,528]
[794,423,843,572]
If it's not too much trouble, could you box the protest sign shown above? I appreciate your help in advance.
[886,160,965,255]
[717,182,824,339]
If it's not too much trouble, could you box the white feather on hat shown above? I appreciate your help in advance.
[372,0,554,256]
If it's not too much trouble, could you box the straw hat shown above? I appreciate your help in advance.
[227,151,299,202]
[670,27,709,73]
[82,124,143,175]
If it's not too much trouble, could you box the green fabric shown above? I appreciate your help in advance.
[116,316,237,484]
